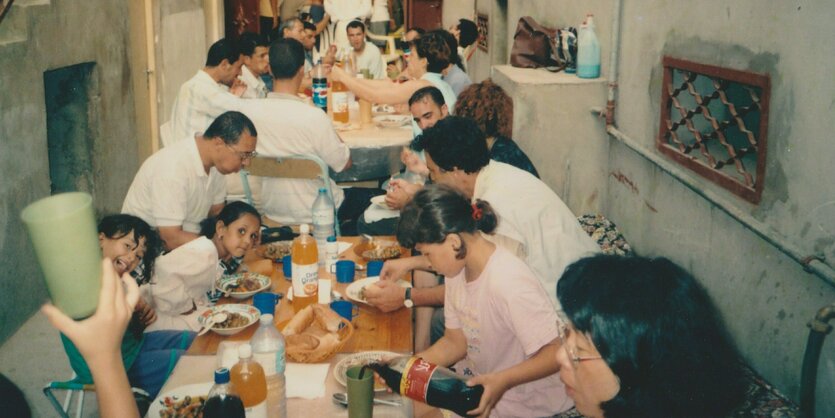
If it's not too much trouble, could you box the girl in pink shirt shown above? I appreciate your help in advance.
[396,185,572,417]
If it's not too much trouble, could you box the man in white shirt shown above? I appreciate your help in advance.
[346,20,384,80]
[238,38,369,230]
[122,111,258,251]
[168,38,245,143]
[325,0,372,49]
[238,32,271,99]
[366,116,599,312]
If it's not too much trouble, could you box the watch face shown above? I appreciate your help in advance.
[404,299,414,308]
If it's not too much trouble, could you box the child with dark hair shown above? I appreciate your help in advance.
[390,184,572,417]
[61,214,194,400]
[556,255,746,417]
[144,201,262,332]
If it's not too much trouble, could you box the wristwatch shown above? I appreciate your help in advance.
[403,287,414,308]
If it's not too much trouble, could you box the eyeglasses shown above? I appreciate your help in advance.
[226,144,258,161]
[557,319,603,368]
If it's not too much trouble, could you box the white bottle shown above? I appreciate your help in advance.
[577,14,601,79]
[250,314,287,418]
[325,235,339,274]
[312,187,335,265]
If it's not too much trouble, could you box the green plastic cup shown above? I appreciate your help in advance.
[21,192,102,319]
[346,365,374,418]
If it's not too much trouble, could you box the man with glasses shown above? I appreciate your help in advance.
[123,111,258,251]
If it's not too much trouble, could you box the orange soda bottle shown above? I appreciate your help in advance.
[291,224,318,312]
[230,344,267,418]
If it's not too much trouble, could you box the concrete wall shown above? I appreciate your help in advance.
[477,0,835,415]
[443,0,475,29]
[0,0,140,342]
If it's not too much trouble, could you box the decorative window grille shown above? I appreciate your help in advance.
[657,56,771,204]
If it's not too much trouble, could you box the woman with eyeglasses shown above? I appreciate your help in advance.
[555,255,746,417]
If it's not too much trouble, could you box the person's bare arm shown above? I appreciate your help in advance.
[209,202,225,217]
[270,0,279,27]
[330,65,428,104]
[158,226,200,251]
[315,14,331,35]
[416,327,468,368]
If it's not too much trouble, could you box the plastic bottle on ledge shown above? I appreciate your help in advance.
[577,14,601,79]
[230,344,267,418]
[251,314,287,418]
[291,224,318,312]
[203,368,245,418]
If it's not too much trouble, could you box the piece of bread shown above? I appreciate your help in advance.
[286,334,320,350]
[282,305,315,336]
[312,332,341,357]
[312,304,343,333]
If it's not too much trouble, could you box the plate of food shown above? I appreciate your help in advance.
[372,104,395,114]
[147,382,211,418]
[333,351,400,391]
[370,194,391,209]
[346,276,412,305]
[373,114,411,128]
[353,240,405,263]
[215,272,271,300]
[257,240,292,261]
[198,304,261,336]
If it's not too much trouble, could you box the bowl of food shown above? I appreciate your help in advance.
[353,240,405,263]
[148,382,211,418]
[256,240,292,261]
[346,276,412,305]
[216,272,271,300]
[198,304,260,336]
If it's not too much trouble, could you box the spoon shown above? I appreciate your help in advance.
[197,312,228,336]
[332,392,402,407]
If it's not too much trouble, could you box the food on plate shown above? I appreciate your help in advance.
[214,312,250,329]
[157,395,207,418]
[258,241,291,260]
[362,245,402,261]
[223,273,265,293]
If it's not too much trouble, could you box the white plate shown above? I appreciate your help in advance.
[373,114,411,128]
[370,194,390,209]
[146,382,212,418]
[215,272,271,300]
[333,351,400,392]
[345,277,412,305]
[197,304,260,336]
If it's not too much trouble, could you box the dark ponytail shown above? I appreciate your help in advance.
[200,201,261,238]
[397,184,498,254]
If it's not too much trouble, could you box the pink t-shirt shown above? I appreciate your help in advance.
[445,246,573,417]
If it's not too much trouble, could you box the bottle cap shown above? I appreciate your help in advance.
[238,343,252,359]
[260,314,274,325]
[300,224,310,234]
[327,236,336,242]
[214,367,230,384]
[319,187,327,193]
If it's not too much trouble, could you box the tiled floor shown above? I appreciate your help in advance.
[0,312,99,417]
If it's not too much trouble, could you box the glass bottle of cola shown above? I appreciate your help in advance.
[368,356,483,417]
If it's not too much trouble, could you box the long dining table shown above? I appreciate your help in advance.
[153,236,442,417]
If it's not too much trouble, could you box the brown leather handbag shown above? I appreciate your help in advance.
[510,16,563,71]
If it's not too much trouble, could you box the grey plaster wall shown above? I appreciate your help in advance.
[477,0,835,415]
[0,0,139,343]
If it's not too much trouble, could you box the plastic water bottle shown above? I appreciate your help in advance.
[577,14,601,79]
[230,344,268,418]
[312,188,335,265]
[251,314,287,418]
[203,368,245,418]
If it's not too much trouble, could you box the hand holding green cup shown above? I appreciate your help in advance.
[21,192,102,319]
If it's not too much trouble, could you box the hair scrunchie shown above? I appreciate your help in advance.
[471,203,483,221]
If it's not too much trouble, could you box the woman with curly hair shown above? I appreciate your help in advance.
[555,255,746,417]
[455,79,539,177]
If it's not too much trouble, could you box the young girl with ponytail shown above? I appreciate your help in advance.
[395,185,570,417]
[144,201,262,332]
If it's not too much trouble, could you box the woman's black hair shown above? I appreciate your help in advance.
[413,31,451,74]
[98,214,161,285]
[396,184,496,259]
[557,255,746,418]
[200,200,261,239]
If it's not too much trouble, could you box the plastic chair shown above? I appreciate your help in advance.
[240,154,341,236]
[366,30,400,64]
[43,374,150,418]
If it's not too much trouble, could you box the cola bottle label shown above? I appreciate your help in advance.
[400,357,438,403]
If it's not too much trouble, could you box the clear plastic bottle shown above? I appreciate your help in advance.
[577,14,601,79]
[230,344,268,418]
[250,314,287,418]
[312,188,335,265]
[291,224,319,312]
[203,368,245,418]
[325,235,339,274]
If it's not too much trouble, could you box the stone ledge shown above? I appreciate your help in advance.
[493,65,608,86]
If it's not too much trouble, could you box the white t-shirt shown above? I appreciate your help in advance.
[354,43,385,80]
[122,137,226,233]
[325,0,372,49]
[238,93,350,223]
[239,65,268,99]
[143,236,224,332]
[445,246,572,417]
[370,0,389,22]
[473,161,600,309]
[169,70,241,142]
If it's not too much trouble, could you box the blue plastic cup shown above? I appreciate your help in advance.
[330,300,358,322]
[366,260,384,277]
[282,255,292,280]
[253,292,279,316]
[334,260,356,283]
